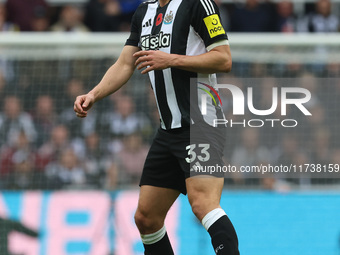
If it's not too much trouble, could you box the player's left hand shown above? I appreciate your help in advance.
[134,50,174,74]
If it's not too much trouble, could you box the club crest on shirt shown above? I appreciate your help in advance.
[164,11,174,25]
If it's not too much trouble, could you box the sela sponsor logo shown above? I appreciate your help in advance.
[199,84,312,128]
[203,14,225,38]
[164,11,174,24]
[140,32,171,50]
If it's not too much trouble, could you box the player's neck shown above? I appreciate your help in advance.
[159,0,170,7]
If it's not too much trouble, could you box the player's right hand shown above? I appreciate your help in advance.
[74,93,95,118]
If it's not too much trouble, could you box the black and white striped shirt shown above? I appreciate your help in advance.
[126,0,228,130]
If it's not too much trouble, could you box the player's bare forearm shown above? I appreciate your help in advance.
[74,46,139,118]
[134,45,231,74]
[90,46,139,102]
[171,45,232,74]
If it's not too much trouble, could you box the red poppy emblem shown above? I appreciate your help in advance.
[156,13,163,26]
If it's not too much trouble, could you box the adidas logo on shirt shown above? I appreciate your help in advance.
[143,19,152,28]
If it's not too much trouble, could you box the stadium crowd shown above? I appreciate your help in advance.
[0,0,339,191]
[0,0,339,33]
[0,60,339,191]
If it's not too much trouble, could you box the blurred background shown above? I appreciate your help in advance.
[0,0,339,255]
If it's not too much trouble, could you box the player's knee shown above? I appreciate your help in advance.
[190,201,208,221]
[134,210,149,230]
[190,195,220,221]
[134,209,162,234]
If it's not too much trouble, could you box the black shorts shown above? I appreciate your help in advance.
[140,123,226,195]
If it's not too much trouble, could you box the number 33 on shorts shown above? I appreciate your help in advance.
[185,144,211,163]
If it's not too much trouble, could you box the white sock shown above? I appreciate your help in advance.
[141,225,166,245]
[201,208,227,231]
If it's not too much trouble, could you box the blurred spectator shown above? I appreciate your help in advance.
[118,0,143,31]
[61,78,86,110]
[299,0,340,33]
[283,62,304,77]
[59,79,98,138]
[101,94,151,153]
[32,95,58,147]
[310,0,339,32]
[50,5,89,32]
[84,0,122,32]
[5,0,49,31]
[298,72,320,107]
[114,132,149,185]
[326,63,340,77]
[298,103,327,147]
[276,1,297,33]
[309,105,327,128]
[0,95,37,149]
[45,147,86,189]
[36,124,70,171]
[310,127,331,165]
[231,128,271,182]
[214,0,230,30]
[0,130,49,188]
[80,132,112,188]
[31,4,50,32]
[3,147,48,190]
[0,3,19,31]
[0,131,35,176]
[295,74,326,145]
[230,0,276,32]
[277,132,299,167]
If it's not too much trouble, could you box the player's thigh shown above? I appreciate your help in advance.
[186,176,224,221]
[135,185,180,229]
